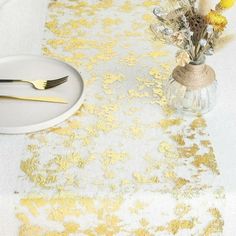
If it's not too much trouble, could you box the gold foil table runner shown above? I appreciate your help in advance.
[14,0,224,235]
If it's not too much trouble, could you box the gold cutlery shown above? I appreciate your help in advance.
[0,76,68,90]
[0,95,67,104]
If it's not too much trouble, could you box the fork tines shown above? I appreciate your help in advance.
[45,76,68,89]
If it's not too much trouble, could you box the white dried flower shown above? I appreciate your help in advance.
[206,25,214,34]
[163,28,173,35]
[153,7,165,21]
[153,7,162,16]
[199,39,207,47]
[198,0,214,16]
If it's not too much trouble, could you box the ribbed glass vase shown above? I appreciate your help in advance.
[165,60,217,115]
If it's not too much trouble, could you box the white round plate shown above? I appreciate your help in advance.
[0,55,85,134]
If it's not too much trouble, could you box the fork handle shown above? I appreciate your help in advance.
[0,79,22,82]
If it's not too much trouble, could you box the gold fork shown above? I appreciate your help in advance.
[0,76,68,90]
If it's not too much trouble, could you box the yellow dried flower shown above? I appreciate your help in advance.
[217,0,236,10]
[206,10,228,32]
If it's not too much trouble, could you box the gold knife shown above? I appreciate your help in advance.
[0,95,67,104]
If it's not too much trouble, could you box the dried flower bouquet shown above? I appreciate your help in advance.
[151,0,236,66]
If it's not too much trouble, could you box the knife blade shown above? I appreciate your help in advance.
[0,95,67,104]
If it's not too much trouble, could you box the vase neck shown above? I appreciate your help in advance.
[172,64,216,89]
[190,55,206,65]
[185,63,206,73]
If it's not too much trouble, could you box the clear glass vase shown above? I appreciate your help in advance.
[165,61,217,115]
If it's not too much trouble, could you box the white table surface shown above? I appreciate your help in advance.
[0,0,235,235]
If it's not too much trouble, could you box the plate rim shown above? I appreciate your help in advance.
[0,54,86,135]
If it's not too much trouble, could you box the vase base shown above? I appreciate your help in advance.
[165,76,217,116]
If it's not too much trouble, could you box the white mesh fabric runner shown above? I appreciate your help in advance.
[1,1,225,235]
